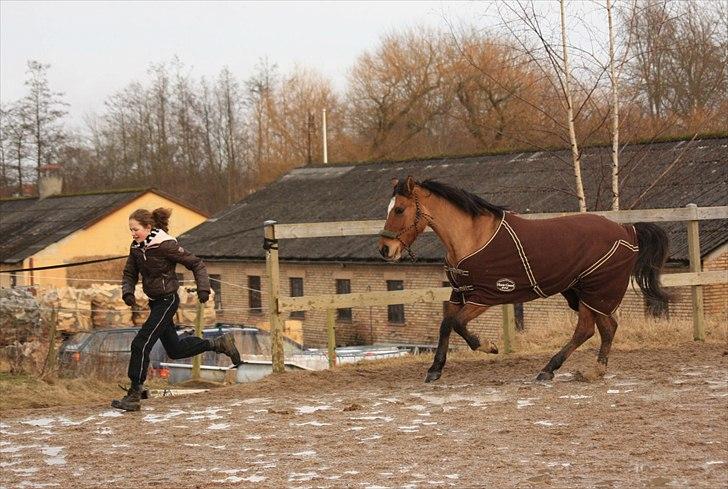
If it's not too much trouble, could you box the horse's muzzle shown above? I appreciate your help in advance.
[379,245,389,258]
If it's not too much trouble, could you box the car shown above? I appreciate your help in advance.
[57,326,245,380]
[58,328,147,379]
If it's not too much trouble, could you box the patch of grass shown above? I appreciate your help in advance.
[0,374,171,412]
[512,313,727,353]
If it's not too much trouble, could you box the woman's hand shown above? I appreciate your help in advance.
[123,293,136,307]
[198,290,210,303]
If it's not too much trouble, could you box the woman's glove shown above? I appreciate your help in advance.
[198,290,210,303]
[122,293,136,307]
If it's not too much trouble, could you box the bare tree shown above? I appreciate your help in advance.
[607,0,620,210]
[494,1,589,211]
[0,104,10,195]
[345,28,448,161]
[442,30,548,151]
[559,0,587,211]
[245,59,278,182]
[4,102,32,196]
[22,61,68,188]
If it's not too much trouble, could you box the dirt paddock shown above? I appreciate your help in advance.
[1,343,726,488]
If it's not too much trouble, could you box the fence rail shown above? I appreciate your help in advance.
[265,204,728,373]
[274,206,728,239]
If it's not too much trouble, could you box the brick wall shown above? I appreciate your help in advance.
[704,246,728,316]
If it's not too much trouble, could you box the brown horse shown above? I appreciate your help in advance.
[378,177,670,382]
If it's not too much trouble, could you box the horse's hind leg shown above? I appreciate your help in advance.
[536,303,595,381]
[594,314,618,367]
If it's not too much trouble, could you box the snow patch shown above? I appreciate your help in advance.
[517,398,538,409]
[99,410,123,418]
[288,471,318,481]
[42,446,66,465]
[292,450,317,457]
[21,418,54,427]
[293,421,331,427]
[350,415,393,422]
[242,475,267,482]
[296,405,332,414]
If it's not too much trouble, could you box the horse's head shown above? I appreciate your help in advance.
[378,176,429,262]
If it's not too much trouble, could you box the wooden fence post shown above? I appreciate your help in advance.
[326,309,336,368]
[686,204,705,341]
[502,304,516,353]
[191,302,204,381]
[42,307,58,377]
[265,220,285,374]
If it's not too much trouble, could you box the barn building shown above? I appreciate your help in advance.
[177,137,727,348]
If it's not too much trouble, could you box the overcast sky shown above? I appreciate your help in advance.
[1,1,606,128]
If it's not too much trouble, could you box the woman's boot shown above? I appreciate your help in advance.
[209,333,241,366]
[111,385,143,411]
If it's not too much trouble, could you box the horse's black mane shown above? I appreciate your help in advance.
[394,178,507,218]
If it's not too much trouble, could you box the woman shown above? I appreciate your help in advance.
[112,207,240,412]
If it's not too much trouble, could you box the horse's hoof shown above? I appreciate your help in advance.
[425,371,441,383]
[536,371,554,381]
[477,340,499,354]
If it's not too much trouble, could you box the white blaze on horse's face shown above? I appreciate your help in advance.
[379,195,404,262]
[387,197,396,216]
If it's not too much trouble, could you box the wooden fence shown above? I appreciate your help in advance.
[264,204,728,373]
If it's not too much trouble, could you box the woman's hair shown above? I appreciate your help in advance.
[129,207,172,232]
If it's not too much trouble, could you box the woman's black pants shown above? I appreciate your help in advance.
[127,293,209,387]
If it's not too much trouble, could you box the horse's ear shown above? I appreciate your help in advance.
[391,177,399,190]
[405,176,416,196]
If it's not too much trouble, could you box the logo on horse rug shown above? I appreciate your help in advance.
[496,278,516,292]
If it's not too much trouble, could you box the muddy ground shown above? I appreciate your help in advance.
[1,343,726,488]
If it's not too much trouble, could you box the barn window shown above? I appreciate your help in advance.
[387,280,405,324]
[248,276,262,313]
[290,277,305,319]
[209,274,222,311]
[336,279,352,321]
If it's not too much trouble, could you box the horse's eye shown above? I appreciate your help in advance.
[394,207,404,215]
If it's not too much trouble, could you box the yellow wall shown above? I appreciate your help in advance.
[1,191,207,288]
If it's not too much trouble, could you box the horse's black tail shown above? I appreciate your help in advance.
[633,222,672,317]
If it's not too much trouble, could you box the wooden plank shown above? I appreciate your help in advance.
[686,205,705,341]
[658,270,727,287]
[276,220,385,239]
[278,287,452,313]
[272,206,727,239]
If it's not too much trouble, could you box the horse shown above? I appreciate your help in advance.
[377,176,671,382]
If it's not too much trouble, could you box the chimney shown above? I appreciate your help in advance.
[38,164,63,199]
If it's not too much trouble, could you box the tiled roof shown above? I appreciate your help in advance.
[1,190,145,263]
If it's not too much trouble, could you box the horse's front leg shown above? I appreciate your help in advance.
[425,302,490,383]
[451,303,495,354]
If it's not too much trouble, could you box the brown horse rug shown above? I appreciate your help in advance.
[445,213,639,316]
